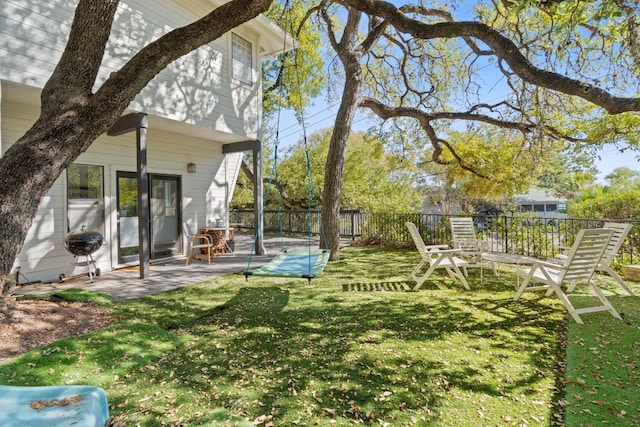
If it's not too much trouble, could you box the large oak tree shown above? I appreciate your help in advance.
[314,0,640,260]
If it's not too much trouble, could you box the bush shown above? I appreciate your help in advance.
[568,190,640,219]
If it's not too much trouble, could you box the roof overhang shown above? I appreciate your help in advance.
[252,14,297,56]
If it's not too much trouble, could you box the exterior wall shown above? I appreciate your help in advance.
[515,188,568,218]
[0,0,284,283]
[1,0,261,139]
[1,99,69,282]
[2,97,238,283]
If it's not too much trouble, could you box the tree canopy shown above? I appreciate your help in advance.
[232,128,422,211]
[570,165,640,218]
[262,0,325,119]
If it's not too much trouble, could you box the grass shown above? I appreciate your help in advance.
[1,246,638,426]
[563,294,640,426]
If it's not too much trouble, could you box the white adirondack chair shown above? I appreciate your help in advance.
[595,222,635,296]
[405,222,470,290]
[514,228,621,324]
[450,217,497,277]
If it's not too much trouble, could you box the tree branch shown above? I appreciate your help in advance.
[42,0,120,113]
[361,97,536,133]
[340,0,640,114]
[240,160,306,208]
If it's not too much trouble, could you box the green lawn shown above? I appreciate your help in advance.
[1,246,638,426]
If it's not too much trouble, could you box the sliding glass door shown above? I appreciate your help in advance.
[116,172,181,263]
[150,174,181,258]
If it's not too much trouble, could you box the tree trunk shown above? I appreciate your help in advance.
[0,109,123,290]
[320,8,363,261]
[321,73,362,260]
[0,0,272,290]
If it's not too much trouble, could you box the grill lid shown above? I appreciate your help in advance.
[64,225,103,256]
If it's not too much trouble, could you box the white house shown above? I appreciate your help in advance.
[0,0,292,283]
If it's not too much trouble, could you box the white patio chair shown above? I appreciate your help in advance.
[450,217,484,256]
[406,222,470,290]
[450,217,497,278]
[557,222,635,296]
[595,222,635,296]
[514,228,621,324]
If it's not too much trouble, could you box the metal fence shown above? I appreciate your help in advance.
[229,209,640,264]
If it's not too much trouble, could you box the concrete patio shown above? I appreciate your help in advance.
[13,232,335,301]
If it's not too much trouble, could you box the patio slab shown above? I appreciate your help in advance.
[13,233,338,301]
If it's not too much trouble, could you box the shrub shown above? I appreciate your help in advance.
[568,190,640,219]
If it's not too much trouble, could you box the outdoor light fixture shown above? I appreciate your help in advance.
[187,163,196,173]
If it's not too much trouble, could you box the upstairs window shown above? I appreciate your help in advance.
[232,33,252,85]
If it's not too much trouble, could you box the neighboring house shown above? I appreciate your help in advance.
[1,1,291,283]
[514,188,568,218]
[421,198,463,216]
[421,188,567,220]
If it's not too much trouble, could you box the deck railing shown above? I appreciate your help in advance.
[229,209,640,264]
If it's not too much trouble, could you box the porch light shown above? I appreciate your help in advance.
[187,163,196,173]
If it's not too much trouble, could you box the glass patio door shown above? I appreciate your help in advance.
[117,172,181,263]
[116,172,140,264]
[150,174,181,258]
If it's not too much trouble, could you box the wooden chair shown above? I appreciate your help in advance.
[185,225,214,265]
[406,222,470,290]
[514,228,621,324]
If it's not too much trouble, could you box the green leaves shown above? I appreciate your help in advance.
[263,0,325,118]
[275,128,422,211]
[569,188,640,219]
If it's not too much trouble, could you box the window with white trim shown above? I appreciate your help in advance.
[232,33,253,85]
[66,163,105,234]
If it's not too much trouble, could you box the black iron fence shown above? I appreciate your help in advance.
[229,209,640,264]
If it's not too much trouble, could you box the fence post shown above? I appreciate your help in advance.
[351,211,356,240]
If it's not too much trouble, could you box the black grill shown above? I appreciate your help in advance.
[60,226,103,283]
[64,228,103,256]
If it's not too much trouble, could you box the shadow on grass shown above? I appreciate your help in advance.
[153,284,565,424]
[563,293,639,426]
[0,246,570,426]
[341,281,412,291]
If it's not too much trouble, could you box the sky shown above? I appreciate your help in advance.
[595,145,640,183]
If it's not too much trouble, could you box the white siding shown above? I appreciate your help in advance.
[0,0,74,87]
[1,0,261,138]
[1,99,70,282]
